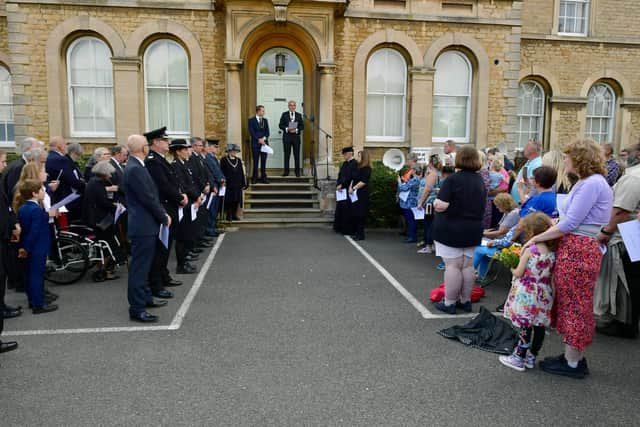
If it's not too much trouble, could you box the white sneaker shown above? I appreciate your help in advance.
[417,245,432,254]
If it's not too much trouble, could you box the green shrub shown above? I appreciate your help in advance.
[367,160,400,228]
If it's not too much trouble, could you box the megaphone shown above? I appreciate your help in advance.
[382,149,406,171]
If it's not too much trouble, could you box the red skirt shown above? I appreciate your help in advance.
[551,233,603,351]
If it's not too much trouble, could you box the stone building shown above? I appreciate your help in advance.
[0,0,638,176]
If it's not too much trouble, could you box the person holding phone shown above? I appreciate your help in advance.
[511,140,542,205]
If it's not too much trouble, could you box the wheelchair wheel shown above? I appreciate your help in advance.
[45,236,90,285]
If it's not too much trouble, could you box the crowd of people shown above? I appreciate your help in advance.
[0,129,256,354]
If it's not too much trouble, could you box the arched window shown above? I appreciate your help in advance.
[0,66,14,146]
[366,48,406,141]
[586,83,615,144]
[144,39,189,135]
[433,51,472,143]
[67,37,114,137]
[517,81,545,148]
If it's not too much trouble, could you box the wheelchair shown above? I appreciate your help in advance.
[45,223,125,284]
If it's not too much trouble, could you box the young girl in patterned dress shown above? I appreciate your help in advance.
[499,212,556,372]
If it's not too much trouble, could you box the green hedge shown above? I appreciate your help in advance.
[367,160,400,228]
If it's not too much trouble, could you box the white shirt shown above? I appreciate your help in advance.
[289,111,295,121]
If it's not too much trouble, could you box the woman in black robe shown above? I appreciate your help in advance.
[349,149,372,241]
[220,143,247,221]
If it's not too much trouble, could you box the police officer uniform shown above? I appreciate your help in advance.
[187,144,214,249]
[144,127,185,297]
[170,139,200,274]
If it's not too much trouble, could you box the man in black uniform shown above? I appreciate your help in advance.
[144,127,188,298]
[334,146,358,235]
[188,137,213,250]
[171,139,201,274]
[1,151,19,353]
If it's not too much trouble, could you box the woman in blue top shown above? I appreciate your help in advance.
[397,165,422,243]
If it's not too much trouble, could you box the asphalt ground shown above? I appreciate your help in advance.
[1,228,639,426]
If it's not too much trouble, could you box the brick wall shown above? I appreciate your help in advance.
[7,4,226,142]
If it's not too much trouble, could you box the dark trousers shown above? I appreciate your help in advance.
[252,145,268,179]
[128,235,156,315]
[352,215,365,239]
[622,250,640,335]
[175,239,194,268]
[148,235,172,293]
[6,243,23,290]
[403,208,417,241]
[423,215,435,245]
[26,251,48,308]
[206,196,220,233]
[0,242,6,335]
[283,139,301,175]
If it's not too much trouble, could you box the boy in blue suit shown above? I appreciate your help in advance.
[17,179,57,314]
[248,105,270,184]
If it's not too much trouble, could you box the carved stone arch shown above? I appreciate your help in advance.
[424,32,490,146]
[519,65,561,97]
[0,50,11,70]
[580,69,632,98]
[45,16,125,138]
[126,20,205,136]
[352,30,423,149]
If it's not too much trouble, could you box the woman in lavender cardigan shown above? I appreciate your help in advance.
[523,139,613,379]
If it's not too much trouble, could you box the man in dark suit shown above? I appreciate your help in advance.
[278,100,304,177]
[45,137,86,222]
[249,105,270,183]
[123,134,172,323]
[1,137,42,201]
[0,150,19,354]
[109,145,128,204]
[188,137,214,251]
[204,139,226,237]
[145,127,188,296]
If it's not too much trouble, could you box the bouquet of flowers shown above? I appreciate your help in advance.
[492,244,522,269]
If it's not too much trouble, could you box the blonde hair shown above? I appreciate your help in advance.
[562,139,606,178]
[491,155,504,172]
[542,150,572,192]
[494,193,517,211]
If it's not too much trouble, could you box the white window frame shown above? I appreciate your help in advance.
[432,51,472,144]
[0,66,14,148]
[558,0,590,36]
[585,83,616,144]
[66,36,115,138]
[516,80,546,149]
[144,39,190,137]
[365,48,407,142]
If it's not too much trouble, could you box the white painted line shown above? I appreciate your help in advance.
[3,325,172,336]
[3,234,226,337]
[345,236,438,319]
[169,233,225,329]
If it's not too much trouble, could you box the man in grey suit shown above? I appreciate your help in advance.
[123,135,172,323]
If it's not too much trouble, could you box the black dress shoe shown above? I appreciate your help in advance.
[130,311,158,323]
[281,173,289,177]
[191,247,204,254]
[32,304,59,314]
[166,279,183,287]
[0,341,18,353]
[176,264,197,274]
[153,289,173,299]
[146,299,168,308]
[3,308,22,319]
[199,241,213,248]
[185,254,199,262]
[45,290,59,299]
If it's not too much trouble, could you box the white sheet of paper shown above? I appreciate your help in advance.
[481,238,491,247]
[411,207,425,220]
[260,144,274,154]
[51,192,80,210]
[336,189,347,202]
[159,224,170,249]
[399,191,410,202]
[191,203,198,222]
[58,206,69,213]
[206,194,214,210]
[178,207,184,223]
[218,186,226,197]
[349,189,358,203]
[618,219,640,262]
[114,203,126,224]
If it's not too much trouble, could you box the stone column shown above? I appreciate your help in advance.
[112,57,141,142]
[225,59,243,151]
[317,63,335,179]
[409,67,435,150]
